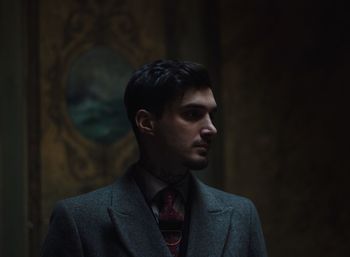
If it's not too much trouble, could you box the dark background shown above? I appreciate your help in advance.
[1,0,349,256]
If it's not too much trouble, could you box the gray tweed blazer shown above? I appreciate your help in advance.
[41,168,268,257]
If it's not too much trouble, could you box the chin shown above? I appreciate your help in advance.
[183,157,209,170]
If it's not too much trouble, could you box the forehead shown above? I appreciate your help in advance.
[175,87,217,109]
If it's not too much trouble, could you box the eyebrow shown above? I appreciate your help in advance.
[181,103,217,112]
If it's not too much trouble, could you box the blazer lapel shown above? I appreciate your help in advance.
[186,175,233,257]
[108,169,172,257]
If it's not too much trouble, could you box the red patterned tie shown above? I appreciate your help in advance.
[158,188,184,257]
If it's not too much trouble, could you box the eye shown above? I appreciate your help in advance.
[182,109,204,121]
[209,111,216,121]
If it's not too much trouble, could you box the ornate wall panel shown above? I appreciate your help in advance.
[39,0,165,237]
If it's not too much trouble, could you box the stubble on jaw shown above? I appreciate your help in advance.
[182,157,209,171]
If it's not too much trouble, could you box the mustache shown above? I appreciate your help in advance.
[193,140,211,148]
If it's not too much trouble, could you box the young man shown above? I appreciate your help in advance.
[41,60,268,257]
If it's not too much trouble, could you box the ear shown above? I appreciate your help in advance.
[135,109,156,136]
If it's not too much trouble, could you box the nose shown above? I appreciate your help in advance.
[200,115,217,138]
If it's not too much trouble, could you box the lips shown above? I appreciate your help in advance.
[194,142,210,150]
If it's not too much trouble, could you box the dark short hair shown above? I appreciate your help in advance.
[124,59,212,132]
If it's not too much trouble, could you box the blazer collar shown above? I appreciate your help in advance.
[186,173,233,257]
[108,167,232,257]
[108,167,172,257]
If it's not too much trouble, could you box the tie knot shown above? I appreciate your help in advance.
[161,188,177,207]
[158,188,184,222]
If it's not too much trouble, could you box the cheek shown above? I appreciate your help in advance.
[169,128,197,150]
[157,118,198,147]
[166,127,187,144]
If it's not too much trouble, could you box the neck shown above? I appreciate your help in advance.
[137,157,189,184]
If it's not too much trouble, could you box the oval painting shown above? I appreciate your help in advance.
[66,47,132,144]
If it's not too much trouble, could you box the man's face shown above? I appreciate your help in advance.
[153,87,217,170]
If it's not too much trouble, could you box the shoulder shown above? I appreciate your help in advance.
[50,167,136,220]
[52,183,115,219]
[64,183,114,206]
[194,181,268,256]
[194,178,257,216]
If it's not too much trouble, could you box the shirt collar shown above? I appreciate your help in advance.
[133,163,190,204]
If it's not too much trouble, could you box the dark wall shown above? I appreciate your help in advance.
[220,0,350,256]
[0,0,28,256]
